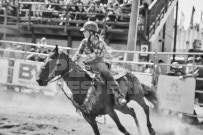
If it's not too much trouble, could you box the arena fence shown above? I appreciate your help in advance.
[0,40,203,119]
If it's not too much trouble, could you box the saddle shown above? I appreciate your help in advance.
[83,63,128,83]
[76,55,127,81]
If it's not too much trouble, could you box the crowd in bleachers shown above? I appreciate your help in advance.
[1,0,154,29]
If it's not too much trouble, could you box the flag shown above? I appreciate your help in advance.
[201,10,203,24]
[190,6,195,29]
[199,10,203,38]
[179,11,185,30]
[200,10,203,29]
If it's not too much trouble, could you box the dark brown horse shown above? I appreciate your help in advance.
[36,45,158,135]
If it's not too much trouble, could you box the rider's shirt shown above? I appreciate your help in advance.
[77,38,105,63]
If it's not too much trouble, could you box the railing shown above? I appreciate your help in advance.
[147,0,176,39]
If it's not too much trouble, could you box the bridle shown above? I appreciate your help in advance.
[46,52,74,84]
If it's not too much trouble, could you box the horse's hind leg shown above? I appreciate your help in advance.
[116,105,141,135]
[136,98,155,135]
[82,113,100,135]
[107,108,131,135]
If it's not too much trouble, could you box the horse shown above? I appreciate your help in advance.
[36,45,158,135]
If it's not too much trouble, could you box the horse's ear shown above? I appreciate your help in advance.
[55,44,58,54]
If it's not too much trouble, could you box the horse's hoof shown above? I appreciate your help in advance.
[124,131,131,135]
[149,128,156,135]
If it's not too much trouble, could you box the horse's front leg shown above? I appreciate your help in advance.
[82,113,100,135]
[107,108,131,135]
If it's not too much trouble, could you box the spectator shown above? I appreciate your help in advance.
[185,57,194,74]
[37,50,47,62]
[68,1,78,23]
[152,59,164,86]
[59,0,67,26]
[26,48,37,61]
[38,0,49,17]
[113,2,122,21]
[107,0,118,8]
[0,1,6,17]
[15,45,23,59]
[94,0,106,21]
[140,0,152,9]
[20,0,31,17]
[121,0,132,7]
[106,7,117,28]
[41,37,47,46]
[3,43,17,58]
[52,0,63,18]
[166,62,185,76]
[139,0,153,31]
[144,60,153,73]
[188,39,203,59]
[36,38,47,53]
[82,0,92,11]
[75,0,86,25]
[31,0,38,17]
[86,2,97,21]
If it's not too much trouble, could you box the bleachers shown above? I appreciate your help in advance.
[0,0,176,41]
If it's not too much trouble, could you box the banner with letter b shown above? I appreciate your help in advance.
[12,60,57,93]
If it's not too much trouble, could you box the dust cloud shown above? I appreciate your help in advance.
[0,88,77,116]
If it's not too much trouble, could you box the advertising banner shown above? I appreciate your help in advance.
[0,59,9,83]
[157,75,195,114]
[12,61,57,92]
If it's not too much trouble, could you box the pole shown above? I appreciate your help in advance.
[162,23,166,52]
[172,1,178,61]
[126,0,140,61]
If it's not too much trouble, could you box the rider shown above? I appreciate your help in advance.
[73,21,127,106]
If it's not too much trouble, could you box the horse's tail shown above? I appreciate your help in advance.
[125,72,159,110]
[142,84,159,111]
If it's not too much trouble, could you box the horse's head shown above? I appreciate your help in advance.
[36,45,72,86]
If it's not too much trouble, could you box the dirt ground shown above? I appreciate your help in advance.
[0,88,203,135]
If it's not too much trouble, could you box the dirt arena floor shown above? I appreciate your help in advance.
[0,88,203,135]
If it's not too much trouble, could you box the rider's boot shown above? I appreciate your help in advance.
[109,79,127,106]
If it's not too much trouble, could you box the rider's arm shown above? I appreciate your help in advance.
[72,39,86,61]
[182,70,199,79]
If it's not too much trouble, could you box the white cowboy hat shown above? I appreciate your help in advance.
[171,62,182,68]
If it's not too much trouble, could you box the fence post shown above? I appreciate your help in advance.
[64,5,70,32]
[4,4,8,25]
[144,7,148,38]
[28,4,31,30]
[192,54,195,73]
[100,6,108,39]
[17,2,20,27]
[152,51,158,87]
